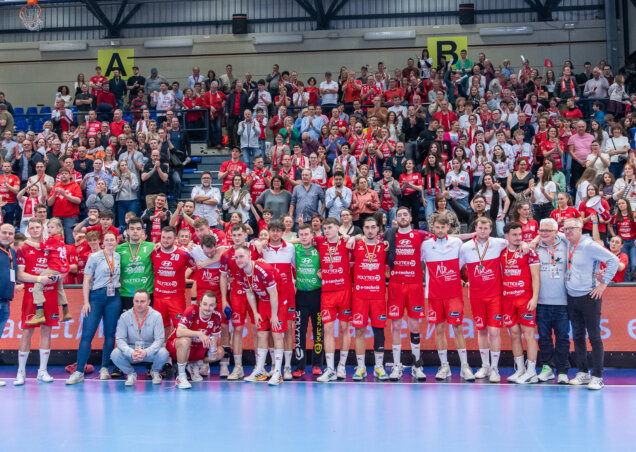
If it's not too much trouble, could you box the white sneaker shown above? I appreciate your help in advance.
[14,370,26,386]
[569,372,592,386]
[65,371,85,385]
[227,365,244,381]
[99,367,110,380]
[373,366,389,381]
[151,371,162,385]
[219,363,230,378]
[460,364,475,381]
[412,366,427,381]
[199,362,210,377]
[352,366,367,381]
[125,373,137,386]
[317,368,337,382]
[187,362,203,382]
[389,363,403,381]
[474,365,490,379]
[587,376,604,390]
[537,365,555,382]
[557,374,569,385]
[489,367,501,383]
[0,381,5,387]
[245,368,268,382]
[336,364,347,379]
[507,366,526,383]
[283,366,293,381]
[37,370,54,383]
[268,369,283,386]
[176,375,192,389]
[516,368,538,384]
[435,363,451,380]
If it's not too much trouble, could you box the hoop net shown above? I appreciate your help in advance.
[20,2,43,32]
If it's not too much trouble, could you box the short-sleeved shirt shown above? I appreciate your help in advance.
[0,174,20,204]
[568,133,595,161]
[501,248,540,298]
[167,305,221,343]
[85,250,121,290]
[116,241,155,297]
[235,261,280,302]
[314,236,352,293]
[151,247,196,302]
[142,161,170,195]
[40,235,69,273]
[49,182,82,218]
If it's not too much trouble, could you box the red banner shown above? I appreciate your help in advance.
[2,287,635,352]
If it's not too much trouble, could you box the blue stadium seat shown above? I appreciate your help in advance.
[71,106,78,113]
[15,118,29,132]
[13,107,24,117]
[40,106,52,115]
[31,118,44,132]
[26,106,38,116]
[123,113,133,123]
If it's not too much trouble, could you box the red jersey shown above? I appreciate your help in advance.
[258,219,269,232]
[168,305,221,343]
[75,241,94,284]
[379,180,395,211]
[349,135,367,161]
[247,168,271,201]
[314,236,352,293]
[85,120,102,137]
[352,240,387,299]
[219,245,260,293]
[40,235,69,273]
[399,172,423,196]
[278,166,299,192]
[519,219,539,242]
[389,229,432,284]
[0,174,20,204]
[17,244,58,306]
[174,214,199,237]
[219,160,247,192]
[151,247,196,302]
[611,215,636,240]
[63,244,79,284]
[500,248,539,298]
[550,207,581,232]
[420,236,463,299]
[149,209,164,243]
[235,261,281,302]
[602,253,629,282]
[361,85,382,106]
[89,75,107,95]
[539,140,563,169]
[578,200,611,233]
[261,240,296,300]
[86,225,121,243]
[55,171,83,184]
[49,182,82,218]
[193,228,227,247]
[459,237,508,298]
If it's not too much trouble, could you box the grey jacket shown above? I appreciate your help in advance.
[565,235,619,297]
[374,179,401,208]
[536,235,568,306]
[115,307,165,359]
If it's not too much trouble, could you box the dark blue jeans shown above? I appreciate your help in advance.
[76,288,121,370]
[536,304,570,375]
[0,301,10,339]
[209,116,222,146]
[567,294,604,378]
[116,199,140,227]
[2,203,18,227]
[61,216,78,244]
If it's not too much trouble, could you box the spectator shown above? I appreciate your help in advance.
[126,65,145,104]
[555,66,580,104]
[266,64,281,98]
[319,71,339,114]
[191,171,222,228]
[237,109,261,169]
[223,173,251,221]
[325,171,352,219]
[111,159,140,225]
[351,175,380,226]
[255,174,292,220]
[86,179,114,212]
[108,69,127,110]
[141,149,169,209]
[150,82,176,127]
[81,158,111,197]
[44,139,63,178]
[166,117,191,203]
[612,162,636,211]
[0,161,20,225]
[187,66,205,89]
[0,92,14,116]
[583,67,610,100]
[110,109,128,137]
[289,169,325,224]
[74,146,94,178]
[13,142,43,188]
[140,193,172,243]
[219,64,237,94]
[0,104,14,136]
[568,121,595,186]
[300,105,326,142]
[218,147,247,194]
[225,81,249,148]
[144,68,167,101]
[47,167,82,244]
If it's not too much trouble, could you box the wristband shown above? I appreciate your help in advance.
[37,276,41,283]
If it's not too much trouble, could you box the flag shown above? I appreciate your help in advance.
[544,59,553,68]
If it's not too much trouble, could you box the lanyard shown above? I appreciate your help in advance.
[546,244,558,265]
[473,237,490,269]
[567,239,579,270]
[363,240,378,264]
[128,241,142,262]
[0,246,13,270]
[103,250,114,282]
[134,308,149,336]
[503,249,516,269]
[246,262,255,292]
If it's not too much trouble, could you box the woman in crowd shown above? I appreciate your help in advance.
[339,209,361,237]
[86,179,114,212]
[610,197,636,277]
[613,162,636,211]
[531,166,557,221]
[350,176,379,228]
[605,123,630,179]
[420,153,445,221]
[474,173,509,237]
[111,160,140,226]
[432,194,461,234]
[255,175,292,220]
[578,183,611,242]
[507,157,534,203]
[223,173,251,221]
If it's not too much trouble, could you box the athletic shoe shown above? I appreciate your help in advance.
[14,370,26,386]
[317,368,337,382]
[489,367,501,383]
[245,369,268,382]
[0,381,5,387]
[227,365,244,381]
[283,366,293,381]
[587,376,604,390]
[460,364,475,381]
[435,363,451,380]
[125,373,137,387]
[66,371,85,385]
[336,364,347,379]
[412,366,427,381]
[507,366,526,383]
[199,362,210,377]
[61,305,73,322]
[268,369,283,386]
[352,366,367,381]
[312,366,322,376]
[151,371,162,385]
[37,370,54,383]
[99,368,110,380]
[110,367,123,378]
[474,365,490,379]
[292,369,306,378]
[219,363,230,378]
[187,362,203,382]
[176,375,192,389]
[537,365,555,382]
[557,374,569,385]
[569,372,592,386]
[389,363,403,381]
[516,368,538,384]
[374,366,389,381]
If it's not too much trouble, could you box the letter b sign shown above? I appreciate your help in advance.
[427,36,468,68]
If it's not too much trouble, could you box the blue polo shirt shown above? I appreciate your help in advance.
[0,245,17,302]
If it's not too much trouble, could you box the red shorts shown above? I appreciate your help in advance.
[283,286,296,322]
[469,295,503,330]
[196,287,228,325]
[387,281,426,320]
[321,288,352,324]
[21,286,60,329]
[427,297,464,325]
[229,288,253,327]
[352,296,386,328]
[257,300,287,333]
[502,295,536,328]
[154,298,186,328]
[166,338,207,362]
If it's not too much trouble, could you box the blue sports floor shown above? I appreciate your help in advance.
[2,366,636,452]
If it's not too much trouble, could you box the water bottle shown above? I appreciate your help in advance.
[208,335,218,361]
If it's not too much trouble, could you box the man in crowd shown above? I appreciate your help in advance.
[289,169,325,224]
[47,167,82,244]
[141,150,170,209]
[141,193,172,244]
[191,171,222,228]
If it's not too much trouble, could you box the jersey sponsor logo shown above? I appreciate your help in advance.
[300,257,313,265]
[475,316,484,329]
[398,239,412,247]
[36,257,47,265]
[448,311,461,318]
[377,314,386,321]
[360,262,380,271]
[357,274,381,282]
[428,310,437,322]
[435,263,457,279]
[388,305,400,317]
[342,309,352,315]
[473,266,494,277]
[157,280,178,288]
[395,248,415,256]
[125,276,149,285]
[353,313,364,324]
[494,314,502,320]
[521,313,534,320]
[161,260,173,267]
[412,305,423,312]
[503,314,512,324]
[505,280,525,288]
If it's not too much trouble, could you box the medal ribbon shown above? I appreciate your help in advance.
[473,237,489,268]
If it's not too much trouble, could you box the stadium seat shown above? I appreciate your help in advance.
[71,106,78,113]
[15,118,29,132]
[25,106,38,116]
[31,118,44,132]
[40,106,52,115]
[13,107,25,117]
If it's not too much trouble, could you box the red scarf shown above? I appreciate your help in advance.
[271,145,285,172]
[23,196,38,217]
[561,77,576,97]
[426,173,439,195]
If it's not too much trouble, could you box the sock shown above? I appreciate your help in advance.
[458,349,468,366]
[284,350,292,368]
[514,356,525,372]
[326,353,335,370]
[256,348,268,371]
[274,349,283,372]
[221,347,230,366]
[61,303,68,308]
[39,349,50,371]
[438,349,448,365]
[356,354,365,368]
[491,351,500,369]
[18,351,28,373]
[35,307,44,315]
[339,350,347,367]
[392,345,401,365]
[177,363,187,378]
[527,360,536,372]
[374,352,383,368]
[268,347,275,366]
[234,354,242,367]
[480,349,490,367]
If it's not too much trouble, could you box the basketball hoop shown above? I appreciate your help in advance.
[20,0,44,32]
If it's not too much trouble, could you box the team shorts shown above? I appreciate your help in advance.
[229,288,254,327]
[21,287,60,329]
[154,298,186,328]
[469,295,503,330]
[502,295,536,328]
[321,288,352,324]
[166,338,207,362]
[196,287,228,325]
[257,299,288,333]
[387,281,426,320]
[351,296,387,329]
[427,297,464,325]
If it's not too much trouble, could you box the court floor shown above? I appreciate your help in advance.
[1,366,635,452]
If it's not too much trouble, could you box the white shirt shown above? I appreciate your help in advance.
[191,185,222,226]
[605,135,630,163]
[533,181,556,204]
[154,92,176,113]
[585,152,610,175]
[445,170,470,200]
[459,114,481,130]
[388,105,408,129]
[187,74,205,89]
[320,80,339,105]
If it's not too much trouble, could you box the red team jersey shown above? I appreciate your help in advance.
[550,207,581,232]
[389,229,433,284]
[40,235,69,273]
[219,160,247,192]
[420,236,464,299]
[193,229,228,247]
[399,172,423,196]
[352,240,387,299]
[500,248,540,299]
[75,241,94,284]
[235,261,280,302]
[167,305,222,344]
[151,247,196,302]
[63,244,79,284]
[519,219,539,242]
[611,215,636,240]
[247,168,272,201]
[0,174,20,204]
[190,245,222,300]
[459,237,507,299]
[313,236,352,292]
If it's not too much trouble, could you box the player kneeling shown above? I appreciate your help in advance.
[167,291,224,389]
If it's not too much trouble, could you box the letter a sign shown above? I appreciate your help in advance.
[97,49,135,80]
[427,36,468,67]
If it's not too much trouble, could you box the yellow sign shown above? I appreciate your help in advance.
[97,49,135,80]
[427,36,468,67]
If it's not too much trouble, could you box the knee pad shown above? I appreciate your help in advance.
[223,346,231,359]
[372,327,385,352]
[410,332,421,344]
